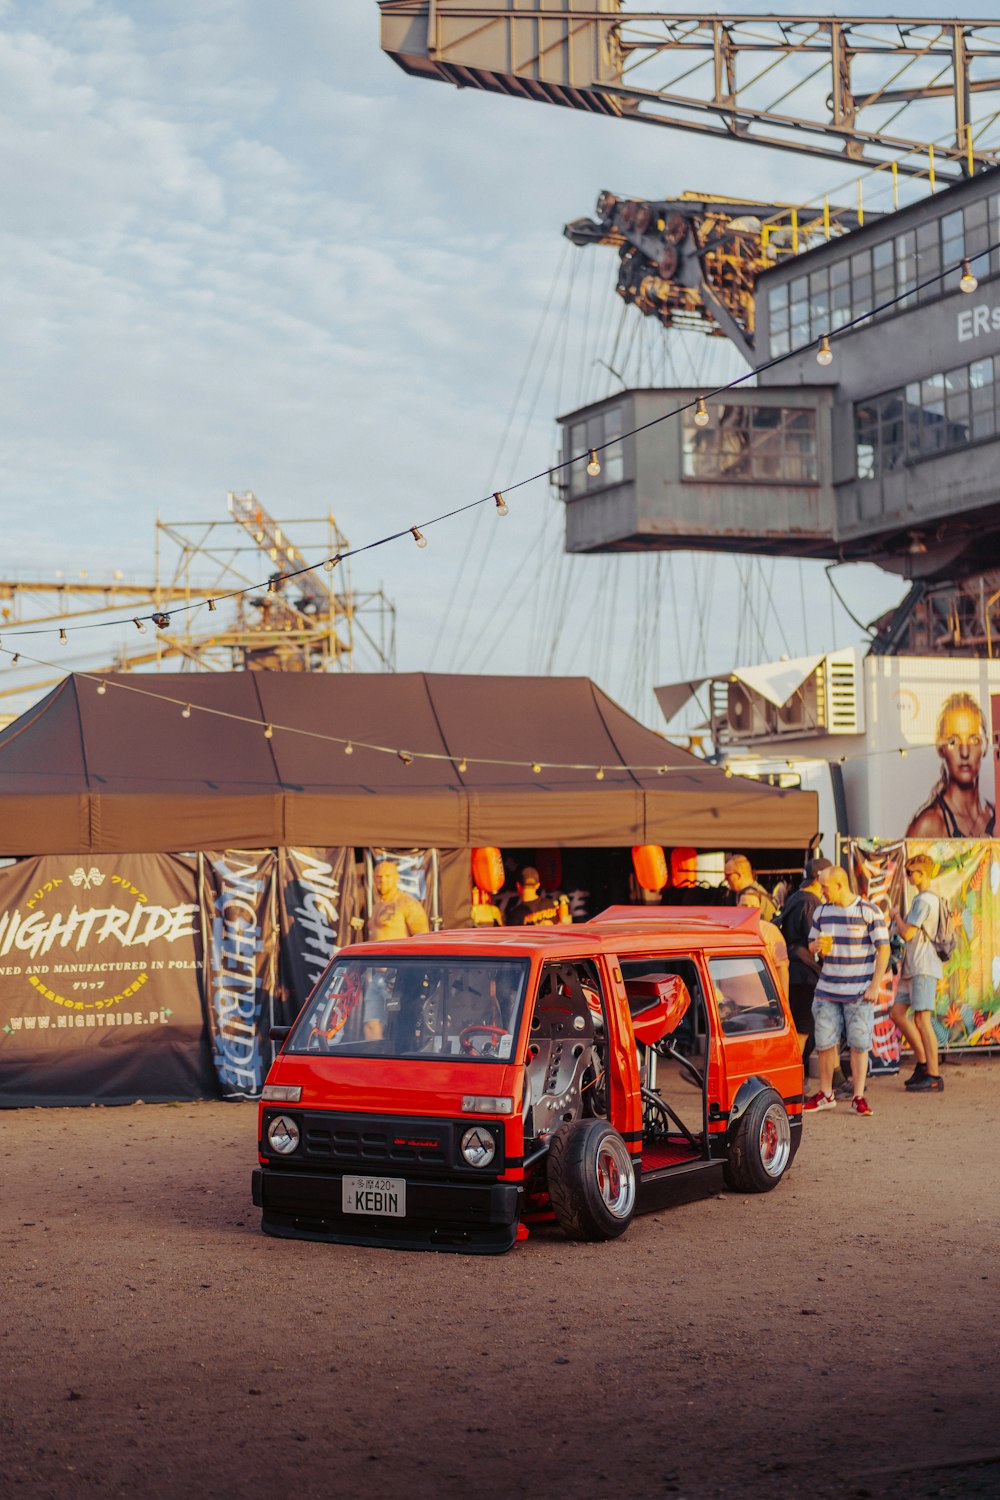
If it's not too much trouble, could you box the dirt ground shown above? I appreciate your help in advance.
[2,1057,999,1500]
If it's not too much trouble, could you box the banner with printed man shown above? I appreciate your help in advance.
[849,837,1000,1052]
[0,853,213,1106]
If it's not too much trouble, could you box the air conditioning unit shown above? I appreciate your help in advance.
[725,681,775,740]
[775,675,820,733]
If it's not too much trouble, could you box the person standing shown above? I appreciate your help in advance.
[804,865,890,1117]
[737,888,789,1000]
[778,857,832,1068]
[504,866,570,926]
[890,854,945,1093]
[723,854,778,921]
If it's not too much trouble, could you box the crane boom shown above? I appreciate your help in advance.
[379,2,1000,180]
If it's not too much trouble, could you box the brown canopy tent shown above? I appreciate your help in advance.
[0,672,816,854]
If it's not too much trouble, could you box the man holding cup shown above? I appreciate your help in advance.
[804,865,891,1117]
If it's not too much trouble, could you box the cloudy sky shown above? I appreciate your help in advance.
[1,1,994,723]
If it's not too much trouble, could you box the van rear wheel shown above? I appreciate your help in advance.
[547,1119,636,1241]
[724,1089,792,1193]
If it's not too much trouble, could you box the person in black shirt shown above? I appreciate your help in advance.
[504,866,570,927]
[777,857,832,1068]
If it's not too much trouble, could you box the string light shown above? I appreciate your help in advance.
[816,334,833,366]
[344,740,353,755]
[6,246,994,651]
[458,756,468,772]
[586,448,601,477]
[595,766,605,781]
[724,764,733,778]
[152,612,170,630]
[11,653,19,664]
[899,747,907,758]
[181,704,192,719]
[493,491,508,516]
[264,723,274,740]
[267,578,278,594]
[531,761,542,774]
[398,749,413,765]
[59,629,68,646]
[133,619,147,635]
[96,679,106,694]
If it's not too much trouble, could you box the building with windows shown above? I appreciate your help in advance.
[559,165,1000,587]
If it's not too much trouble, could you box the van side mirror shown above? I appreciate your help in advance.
[270,1025,291,1044]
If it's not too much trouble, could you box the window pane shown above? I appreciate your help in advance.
[709,956,784,1035]
[851,250,872,318]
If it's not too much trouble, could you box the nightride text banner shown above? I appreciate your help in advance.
[0,854,213,1106]
[277,848,359,1017]
[199,851,278,1099]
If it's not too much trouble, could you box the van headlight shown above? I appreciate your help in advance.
[266,1115,301,1155]
[460,1126,496,1168]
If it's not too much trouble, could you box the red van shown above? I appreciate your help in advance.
[252,907,803,1253]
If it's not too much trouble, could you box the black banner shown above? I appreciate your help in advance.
[277,848,360,1019]
[0,854,214,1106]
[199,851,277,1100]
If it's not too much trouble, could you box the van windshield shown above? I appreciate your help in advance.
[285,956,530,1062]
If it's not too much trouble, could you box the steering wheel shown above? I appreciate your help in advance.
[459,1023,509,1056]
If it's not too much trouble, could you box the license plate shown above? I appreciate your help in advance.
[342,1175,406,1218]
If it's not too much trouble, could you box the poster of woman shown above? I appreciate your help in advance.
[905,691,996,839]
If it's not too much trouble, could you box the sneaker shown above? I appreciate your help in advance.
[851,1095,874,1116]
[834,1078,855,1101]
[804,1090,837,1112]
[904,1061,928,1089]
[908,1073,944,1092]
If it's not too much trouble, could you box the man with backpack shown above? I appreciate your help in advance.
[890,853,946,1093]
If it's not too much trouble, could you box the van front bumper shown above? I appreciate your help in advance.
[252,1166,522,1255]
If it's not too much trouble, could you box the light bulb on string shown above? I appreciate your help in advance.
[181,704,192,720]
[398,749,413,765]
[531,761,542,774]
[816,334,833,366]
[267,578,278,594]
[493,491,508,516]
[899,747,907,759]
[264,723,274,740]
[595,766,605,781]
[458,756,468,773]
[59,628,68,646]
[723,764,733,778]
[586,449,601,478]
[694,397,710,428]
[324,554,342,573]
[208,598,217,612]
[96,680,106,695]
[411,527,427,549]
[11,653,19,665]
[344,741,353,755]
[960,258,979,294]
[133,618,147,635]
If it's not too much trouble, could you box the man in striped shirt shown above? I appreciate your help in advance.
[804,865,890,1117]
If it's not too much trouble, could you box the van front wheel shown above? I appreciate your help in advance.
[547,1119,637,1241]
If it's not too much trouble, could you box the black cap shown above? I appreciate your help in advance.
[805,857,833,882]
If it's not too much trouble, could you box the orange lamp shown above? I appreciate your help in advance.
[471,846,505,895]
[632,844,668,892]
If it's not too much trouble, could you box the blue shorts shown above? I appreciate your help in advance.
[898,974,939,1013]
[812,995,875,1053]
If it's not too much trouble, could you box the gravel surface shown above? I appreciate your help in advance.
[2,1056,998,1500]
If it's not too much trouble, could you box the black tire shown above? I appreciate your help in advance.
[546,1119,637,1241]
[723,1089,792,1194]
